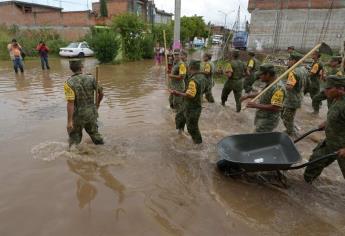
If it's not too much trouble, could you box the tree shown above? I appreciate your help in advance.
[180,16,209,44]
[152,23,174,48]
[112,13,146,60]
[100,0,108,18]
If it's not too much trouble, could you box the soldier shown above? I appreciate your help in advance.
[305,51,324,113]
[169,51,187,110]
[171,60,206,144]
[201,53,215,103]
[241,64,285,132]
[312,56,344,113]
[221,50,246,112]
[281,52,308,137]
[287,46,295,55]
[304,75,345,183]
[180,51,190,87]
[64,59,104,146]
[244,51,260,93]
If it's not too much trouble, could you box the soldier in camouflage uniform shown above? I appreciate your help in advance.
[241,64,285,132]
[201,53,215,103]
[64,59,104,146]
[169,51,187,110]
[305,51,324,113]
[304,75,345,183]
[281,52,308,137]
[221,50,246,112]
[244,51,260,94]
[171,60,206,144]
[312,56,344,113]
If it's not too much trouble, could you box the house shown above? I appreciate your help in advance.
[92,0,150,21]
[152,7,173,24]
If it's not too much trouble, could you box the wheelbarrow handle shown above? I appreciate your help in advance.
[293,127,324,144]
[287,152,338,170]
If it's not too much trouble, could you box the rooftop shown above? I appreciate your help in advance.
[0,0,62,10]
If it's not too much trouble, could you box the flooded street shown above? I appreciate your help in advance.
[0,56,345,236]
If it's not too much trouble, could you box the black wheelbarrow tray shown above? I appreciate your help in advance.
[217,128,337,175]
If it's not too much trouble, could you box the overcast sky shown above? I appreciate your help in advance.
[154,0,250,28]
[1,0,250,28]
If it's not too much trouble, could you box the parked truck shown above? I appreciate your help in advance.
[232,31,248,50]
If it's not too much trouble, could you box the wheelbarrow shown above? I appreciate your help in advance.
[217,128,338,176]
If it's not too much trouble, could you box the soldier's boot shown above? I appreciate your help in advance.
[205,92,215,103]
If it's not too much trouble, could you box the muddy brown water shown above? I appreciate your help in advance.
[0,56,344,236]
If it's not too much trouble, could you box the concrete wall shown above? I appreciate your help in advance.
[248,8,345,51]
[248,0,345,11]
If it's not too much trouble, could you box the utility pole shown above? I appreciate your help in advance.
[173,0,181,50]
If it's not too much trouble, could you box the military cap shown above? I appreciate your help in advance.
[325,75,345,89]
[189,60,201,70]
[287,46,295,50]
[289,52,303,61]
[69,59,82,67]
[330,56,342,63]
[257,63,275,76]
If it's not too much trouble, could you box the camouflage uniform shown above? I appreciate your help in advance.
[244,56,260,93]
[64,73,104,145]
[221,59,246,112]
[281,62,308,136]
[169,61,187,110]
[255,81,285,132]
[304,76,345,182]
[201,61,215,103]
[312,67,343,112]
[176,73,206,144]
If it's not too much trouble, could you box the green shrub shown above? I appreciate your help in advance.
[141,35,154,59]
[86,30,119,63]
[112,13,146,61]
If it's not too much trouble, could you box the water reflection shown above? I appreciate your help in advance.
[67,160,126,209]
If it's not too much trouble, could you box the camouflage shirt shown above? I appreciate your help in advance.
[283,65,308,109]
[325,96,345,150]
[255,82,285,121]
[224,59,246,80]
[309,61,323,81]
[64,73,102,122]
[184,73,206,109]
[171,61,187,92]
[201,61,214,79]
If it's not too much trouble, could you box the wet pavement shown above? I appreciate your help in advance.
[0,55,344,236]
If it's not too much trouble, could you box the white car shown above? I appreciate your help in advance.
[59,42,94,58]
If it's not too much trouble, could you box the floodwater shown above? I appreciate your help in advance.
[0,54,344,236]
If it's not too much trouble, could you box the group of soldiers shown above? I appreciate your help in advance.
[167,47,345,183]
[63,45,345,184]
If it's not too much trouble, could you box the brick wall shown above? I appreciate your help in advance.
[248,0,345,12]
[92,0,128,18]
[62,11,93,27]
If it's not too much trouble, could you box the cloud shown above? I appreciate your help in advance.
[154,0,250,28]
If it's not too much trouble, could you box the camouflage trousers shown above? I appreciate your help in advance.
[304,141,345,183]
[176,106,202,144]
[312,92,332,112]
[281,107,297,136]
[254,117,280,133]
[69,119,104,146]
[221,79,243,112]
[204,78,215,103]
[244,73,256,94]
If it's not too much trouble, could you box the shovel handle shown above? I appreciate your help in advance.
[287,152,338,170]
[293,127,324,144]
